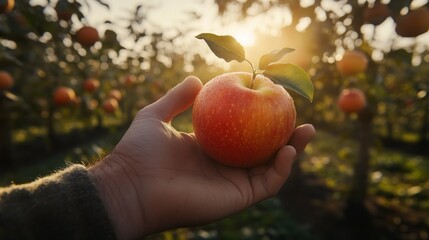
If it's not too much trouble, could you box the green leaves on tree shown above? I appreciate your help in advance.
[196,33,314,102]
[195,33,245,63]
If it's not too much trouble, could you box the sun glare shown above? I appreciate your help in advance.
[233,30,256,47]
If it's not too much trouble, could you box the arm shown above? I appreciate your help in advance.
[0,165,116,240]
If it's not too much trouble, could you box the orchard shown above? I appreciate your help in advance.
[0,1,428,239]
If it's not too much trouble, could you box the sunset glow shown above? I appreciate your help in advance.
[233,30,256,47]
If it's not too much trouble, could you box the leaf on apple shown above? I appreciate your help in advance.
[196,33,245,63]
[263,63,314,102]
[258,47,295,70]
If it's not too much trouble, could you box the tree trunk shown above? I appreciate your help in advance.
[46,102,56,151]
[348,107,374,205]
[340,107,375,239]
[95,112,103,130]
[0,94,12,168]
[418,100,429,153]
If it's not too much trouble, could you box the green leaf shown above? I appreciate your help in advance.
[263,63,314,102]
[258,47,295,70]
[196,33,245,63]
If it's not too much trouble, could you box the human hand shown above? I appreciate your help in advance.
[89,76,316,239]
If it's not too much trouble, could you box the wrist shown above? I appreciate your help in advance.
[88,155,145,239]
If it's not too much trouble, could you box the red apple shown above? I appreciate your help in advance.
[108,89,122,101]
[336,50,368,76]
[123,75,136,87]
[363,2,390,26]
[54,86,76,106]
[395,7,429,38]
[0,71,13,90]
[103,98,119,113]
[338,88,366,113]
[192,72,296,168]
[83,78,100,93]
[75,26,99,48]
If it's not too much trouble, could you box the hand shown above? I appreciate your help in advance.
[89,76,316,239]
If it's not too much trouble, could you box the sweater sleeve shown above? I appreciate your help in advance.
[0,164,117,240]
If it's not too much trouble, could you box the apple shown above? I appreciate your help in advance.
[83,78,100,93]
[193,33,313,167]
[0,71,13,90]
[338,88,366,113]
[363,2,390,26]
[336,50,368,76]
[395,7,429,38]
[55,0,74,21]
[103,98,119,113]
[75,26,99,48]
[193,72,296,167]
[54,86,76,106]
[108,89,122,101]
[123,75,136,87]
[0,0,14,14]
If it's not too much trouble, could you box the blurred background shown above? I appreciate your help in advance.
[0,0,428,239]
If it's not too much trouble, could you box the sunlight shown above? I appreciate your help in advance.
[233,30,256,47]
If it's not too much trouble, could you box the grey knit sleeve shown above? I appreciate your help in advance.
[0,165,117,240]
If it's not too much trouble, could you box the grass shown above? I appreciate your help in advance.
[147,198,317,240]
[302,130,429,211]
[0,125,125,186]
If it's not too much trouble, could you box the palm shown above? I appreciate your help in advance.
[113,114,282,231]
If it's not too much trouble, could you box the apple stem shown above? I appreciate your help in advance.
[245,59,257,89]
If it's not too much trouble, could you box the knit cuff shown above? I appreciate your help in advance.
[0,165,116,240]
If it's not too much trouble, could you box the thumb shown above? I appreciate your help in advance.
[145,76,203,122]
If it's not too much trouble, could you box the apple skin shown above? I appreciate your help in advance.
[192,72,296,168]
[336,50,368,76]
[338,88,366,113]
[84,78,100,93]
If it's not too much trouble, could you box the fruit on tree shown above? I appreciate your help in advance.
[75,26,99,47]
[0,71,13,90]
[83,78,100,93]
[55,0,74,21]
[54,86,76,105]
[87,99,98,111]
[192,72,297,167]
[363,2,390,26]
[108,89,122,101]
[338,88,366,113]
[72,96,81,106]
[395,7,429,38]
[0,0,14,14]
[103,29,119,48]
[123,75,136,87]
[336,50,368,76]
[103,98,119,113]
